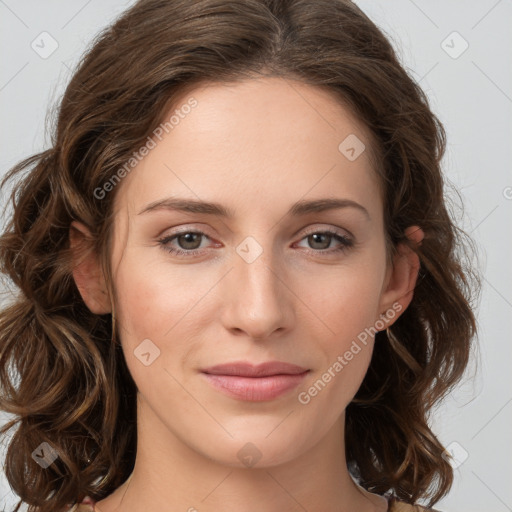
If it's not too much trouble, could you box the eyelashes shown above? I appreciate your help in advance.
[156,228,354,259]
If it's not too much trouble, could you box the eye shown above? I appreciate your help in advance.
[157,227,354,258]
[157,230,211,257]
[294,229,354,255]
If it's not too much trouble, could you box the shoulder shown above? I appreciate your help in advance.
[65,505,95,512]
[389,497,443,512]
[65,497,96,512]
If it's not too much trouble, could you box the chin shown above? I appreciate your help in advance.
[191,430,307,469]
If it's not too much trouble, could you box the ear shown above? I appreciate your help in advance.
[69,220,111,315]
[377,225,424,328]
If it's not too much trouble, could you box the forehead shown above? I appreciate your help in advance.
[112,77,381,217]
[163,76,375,154]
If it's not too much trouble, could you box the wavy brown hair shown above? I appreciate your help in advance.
[0,0,480,511]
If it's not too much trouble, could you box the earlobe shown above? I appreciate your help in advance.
[69,221,111,315]
[404,225,424,246]
[378,225,424,328]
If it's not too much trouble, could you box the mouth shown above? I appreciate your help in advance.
[200,361,310,401]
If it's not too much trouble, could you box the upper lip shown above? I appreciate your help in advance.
[201,361,309,377]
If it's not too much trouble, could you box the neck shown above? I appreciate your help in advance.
[95,395,387,512]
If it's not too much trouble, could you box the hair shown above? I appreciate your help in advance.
[0,0,481,511]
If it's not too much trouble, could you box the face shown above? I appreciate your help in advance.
[74,77,418,469]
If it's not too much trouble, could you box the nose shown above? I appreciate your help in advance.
[219,242,294,341]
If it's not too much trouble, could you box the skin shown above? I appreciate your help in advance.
[70,76,424,512]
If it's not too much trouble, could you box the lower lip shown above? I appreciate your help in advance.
[201,371,309,401]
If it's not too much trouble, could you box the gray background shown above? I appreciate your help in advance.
[1,1,511,511]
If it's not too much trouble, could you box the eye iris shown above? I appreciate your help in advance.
[309,233,330,250]
[178,233,202,250]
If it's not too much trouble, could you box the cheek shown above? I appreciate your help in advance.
[298,287,379,423]
[111,256,215,384]
[299,259,385,402]
[113,254,202,338]
[112,259,208,404]
[308,261,386,345]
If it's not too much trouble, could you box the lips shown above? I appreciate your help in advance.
[201,361,309,377]
[200,361,310,401]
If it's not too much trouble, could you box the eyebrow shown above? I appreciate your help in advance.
[137,197,370,220]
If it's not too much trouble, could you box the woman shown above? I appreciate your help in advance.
[0,1,480,511]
